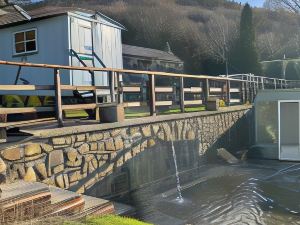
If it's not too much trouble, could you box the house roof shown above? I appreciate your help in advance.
[0,5,125,29]
[122,44,183,63]
[0,0,7,7]
[0,1,31,26]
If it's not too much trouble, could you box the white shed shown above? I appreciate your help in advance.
[0,6,125,97]
[253,89,300,161]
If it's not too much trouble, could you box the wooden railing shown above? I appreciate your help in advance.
[0,60,299,139]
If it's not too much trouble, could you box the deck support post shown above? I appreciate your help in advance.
[179,77,185,113]
[149,74,156,116]
[54,69,63,127]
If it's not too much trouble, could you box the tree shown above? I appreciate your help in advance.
[231,3,262,74]
[264,0,300,13]
[203,14,238,75]
[257,32,282,60]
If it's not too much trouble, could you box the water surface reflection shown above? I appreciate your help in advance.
[123,160,300,225]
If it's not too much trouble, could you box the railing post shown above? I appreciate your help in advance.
[116,72,123,104]
[249,75,254,103]
[274,79,277,89]
[253,76,257,98]
[226,80,230,106]
[203,79,210,105]
[149,74,156,116]
[0,114,7,143]
[109,71,116,103]
[54,69,63,127]
[241,81,246,104]
[94,84,99,122]
[261,77,264,90]
[179,77,185,113]
[246,75,250,103]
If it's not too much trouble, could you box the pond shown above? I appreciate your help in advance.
[123,159,300,225]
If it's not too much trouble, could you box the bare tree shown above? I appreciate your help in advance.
[203,14,238,75]
[264,0,300,13]
[257,32,282,59]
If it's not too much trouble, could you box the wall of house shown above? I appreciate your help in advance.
[122,56,184,84]
[0,15,70,96]
[69,14,123,88]
[0,13,124,95]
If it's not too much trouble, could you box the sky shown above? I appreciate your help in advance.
[234,0,265,7]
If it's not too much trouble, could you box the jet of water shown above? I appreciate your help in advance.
[171,140,183,202]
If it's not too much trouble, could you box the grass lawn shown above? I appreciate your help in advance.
[64,215,152,225]
[125,106,206,118]
[64,105,213,119]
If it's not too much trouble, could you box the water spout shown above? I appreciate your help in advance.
[171,140,183,202]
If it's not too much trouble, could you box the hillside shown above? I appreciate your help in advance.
[24,0,300,76]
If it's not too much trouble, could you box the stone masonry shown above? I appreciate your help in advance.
[0,106,251,194]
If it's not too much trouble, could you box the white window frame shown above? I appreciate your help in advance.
[13,28,38,56]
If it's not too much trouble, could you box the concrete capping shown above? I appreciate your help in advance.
[21,105,252,138]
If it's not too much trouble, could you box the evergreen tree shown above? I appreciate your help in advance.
[231,3,262,75]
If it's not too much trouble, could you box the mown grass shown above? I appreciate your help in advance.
[64,106,207,119]
[16,215,151,225]
[125,106,206,118]
[64,215,152,225]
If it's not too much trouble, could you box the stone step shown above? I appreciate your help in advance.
[0,181,116,223]
[114,202,136,216]
[0,181,52,223]
[48,186,85,217]
[71,195,115,219]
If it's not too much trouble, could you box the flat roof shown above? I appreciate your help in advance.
[255,89,300,102]
[122,44,183,63]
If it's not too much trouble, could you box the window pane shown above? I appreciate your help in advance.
[26,41,36,52]
[25,30,35,41]
[15,43,25,53]
[15,32,24,42]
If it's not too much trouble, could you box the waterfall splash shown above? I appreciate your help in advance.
[171,140,183,202]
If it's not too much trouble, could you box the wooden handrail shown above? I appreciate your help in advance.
[0,60,245,82]
[0,85,54,91]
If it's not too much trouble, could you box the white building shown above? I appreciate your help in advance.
[0,5,125,97]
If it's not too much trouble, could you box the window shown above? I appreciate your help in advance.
[13,29,37,55]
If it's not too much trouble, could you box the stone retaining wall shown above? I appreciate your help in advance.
[0,106,252,194]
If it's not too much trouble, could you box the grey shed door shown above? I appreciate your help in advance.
[279,102,300,161]
[70,18,94,86]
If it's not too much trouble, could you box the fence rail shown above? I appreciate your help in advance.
[0,60,300,143]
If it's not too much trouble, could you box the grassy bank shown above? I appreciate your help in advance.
[64,215,152,225]
[16,215,152,225]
